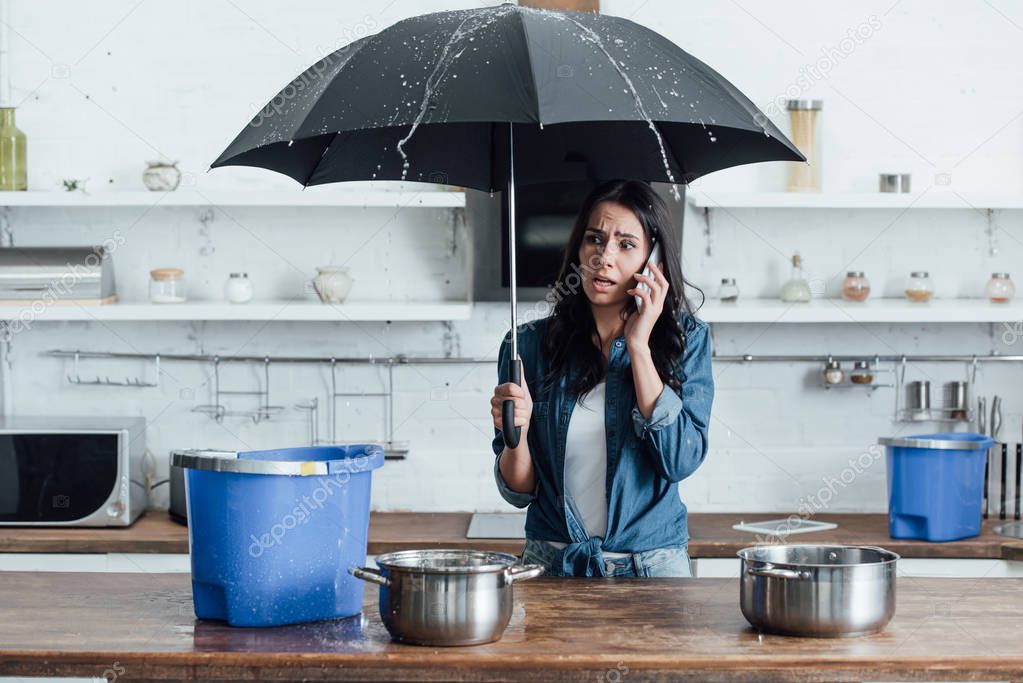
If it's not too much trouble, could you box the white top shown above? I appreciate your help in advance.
[548,381,628,559]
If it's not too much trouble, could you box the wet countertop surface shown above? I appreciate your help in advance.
[2,512,1022,560]
[1,571,1021,682]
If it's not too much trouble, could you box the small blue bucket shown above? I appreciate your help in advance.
[880,433,993,542]
[173,444,384,627]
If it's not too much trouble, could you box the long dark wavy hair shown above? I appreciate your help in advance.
[540,180,703,398]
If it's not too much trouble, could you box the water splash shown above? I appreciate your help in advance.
[550,12,682,199]
[396,6,514,179]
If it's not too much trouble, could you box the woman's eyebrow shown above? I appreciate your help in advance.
[586,226,640,240]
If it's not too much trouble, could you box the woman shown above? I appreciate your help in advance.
[489,179,713,578]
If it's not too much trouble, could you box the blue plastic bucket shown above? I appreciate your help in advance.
[880,433,993,542]
[173,444,384,627]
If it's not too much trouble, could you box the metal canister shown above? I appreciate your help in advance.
[879,173,911,193]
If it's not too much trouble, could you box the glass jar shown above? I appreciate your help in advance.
[718,277,740,302]
[850,361,874,385]
[822,360,844,386]
[0,107,27,191]
[904,271,934,303]
[841,271,870,302]
[786,99,822,192]
[149,268,185,304]
[986,272,1015,303]
[224,272,253,304]
[780,252,812,302]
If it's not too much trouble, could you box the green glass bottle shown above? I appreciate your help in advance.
[0,108,26,191]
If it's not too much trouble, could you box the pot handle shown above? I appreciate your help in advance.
[506,563,544,583]
[348,565,391,586]
[747,563,810,580]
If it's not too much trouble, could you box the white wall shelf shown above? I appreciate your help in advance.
[699,298,1023,324]
[0,190,466,208]
[687,191,1023,211]
[0,300,472,322]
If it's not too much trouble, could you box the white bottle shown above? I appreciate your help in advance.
[224,272,253,304]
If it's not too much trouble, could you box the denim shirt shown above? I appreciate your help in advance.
[491,313,714,577]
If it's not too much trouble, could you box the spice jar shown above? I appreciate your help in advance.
[149,268,185,304]
[786,99,822,192]
[986,272,1015,303]
[850,361,874,385]
[718,277,740,302]
[904,271,934,303]
[841,271,871,302]
[822,360,844,386]
[224,272,253,304]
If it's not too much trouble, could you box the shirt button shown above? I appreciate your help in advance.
[615,340,623,348]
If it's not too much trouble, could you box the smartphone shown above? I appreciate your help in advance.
[634,241,662,312]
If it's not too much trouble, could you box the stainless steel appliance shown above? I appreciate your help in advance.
[0,247,116,302]
[350,549,543,646]
[0,416,146,526]
[737,544,898,637]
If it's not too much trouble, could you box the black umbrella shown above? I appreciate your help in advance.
[211,3,805,448]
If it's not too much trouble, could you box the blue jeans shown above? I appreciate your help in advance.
[521,538,693,578]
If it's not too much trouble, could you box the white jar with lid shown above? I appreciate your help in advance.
[149,268,185,304]
[224,272,254,304]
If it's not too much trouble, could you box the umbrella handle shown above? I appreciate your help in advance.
[502,358,522,449]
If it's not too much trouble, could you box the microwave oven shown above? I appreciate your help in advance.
[0,416,147,526]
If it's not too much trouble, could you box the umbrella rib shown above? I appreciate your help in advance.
[290,38,372,149]
[300,132,341,188]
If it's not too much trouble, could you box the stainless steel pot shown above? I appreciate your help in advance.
[349,549,543,646]
[737,544,899,637]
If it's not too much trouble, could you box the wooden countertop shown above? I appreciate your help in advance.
[2,512,1022,560]
[1,571,1021,682]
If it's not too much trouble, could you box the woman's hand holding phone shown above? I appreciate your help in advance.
[626,255,667,351]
